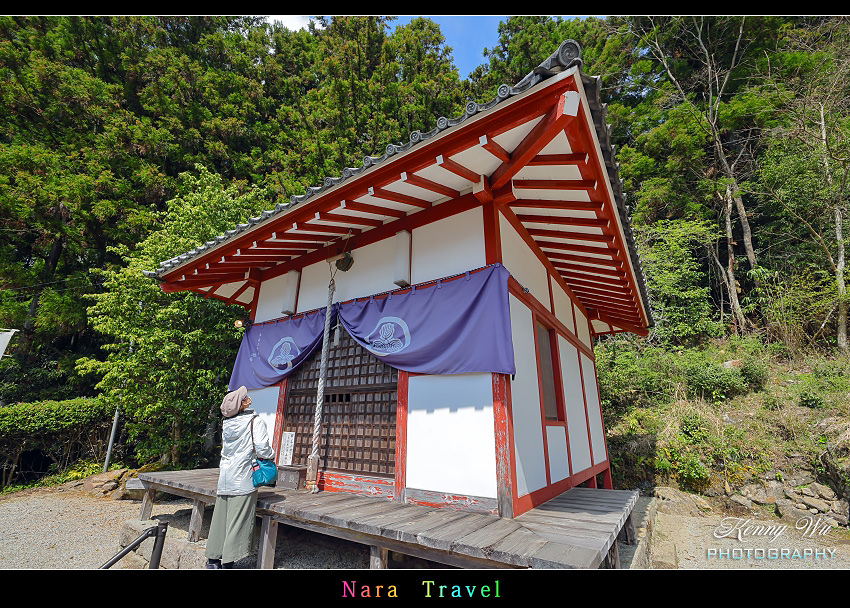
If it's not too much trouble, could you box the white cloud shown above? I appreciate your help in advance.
[265,15,318,31]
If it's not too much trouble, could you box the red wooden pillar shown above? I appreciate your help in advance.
[394,371,409,503]
[492,372,515,518]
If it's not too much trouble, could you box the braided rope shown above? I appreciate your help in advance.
[309,277,335,493]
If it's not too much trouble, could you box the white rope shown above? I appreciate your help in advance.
[309,276,335,493]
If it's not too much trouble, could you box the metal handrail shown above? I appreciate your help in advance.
[100,521,168,569]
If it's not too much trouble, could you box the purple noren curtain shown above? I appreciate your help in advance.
[228,264,515,390]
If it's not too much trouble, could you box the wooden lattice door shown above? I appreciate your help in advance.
[282,327,398,477]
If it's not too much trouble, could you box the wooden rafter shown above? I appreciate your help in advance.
[339,200,406,219]
[508,199,603,212]
[513,179,597,191]
[526,153,588,166]
[367,186,431,209]
[401,171,460,199]
[436,154,480,183]
[313,211,383,228]
[479,134,510,163]
[526,228,614,243]
[489,90,580,190]
[516,215,609,228]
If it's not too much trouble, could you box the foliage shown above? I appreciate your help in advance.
[76,166,268,468]
[3,15,850,479]
[0,396,115,487]
[636,219,723,346]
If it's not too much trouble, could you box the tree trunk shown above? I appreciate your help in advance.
[19,237,64,357]
[820,103,847,352]
[717,141,758,271]
[723,194,747,333]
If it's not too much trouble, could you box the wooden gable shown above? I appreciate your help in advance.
[144,40,652,336]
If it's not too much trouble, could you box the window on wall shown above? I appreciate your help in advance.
[535,321,563,421]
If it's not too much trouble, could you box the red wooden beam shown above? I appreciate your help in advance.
[563,273,630,291]
[490,91,580,190]
[508,199,603,211]
[566,281,633,299]
[516,215,609,228]
[526,228,614,243]
[535,240,617,256]
[436,154,480,183]
[551,261,626,278]
[225,281,252,306]
[480,134,510,163]
[289,222,360,236]
[400,171,460,199]
[590,311,648,336]
[546,251,623,267]
[313,211,383,228]
[526,152,588,166]
[568,283,635,301]
[513,179,597,191]
[368,186,431,209]
[339,200,406,219]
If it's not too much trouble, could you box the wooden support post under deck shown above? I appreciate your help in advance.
[618,513,636,545]
[602,540,620,569]
[370,545,389,569]
[188,499,204,543]
[139,485,155,520]
[258,515,279,569]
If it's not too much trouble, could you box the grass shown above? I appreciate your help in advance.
[0,459,128,496]
[600,336,850,496]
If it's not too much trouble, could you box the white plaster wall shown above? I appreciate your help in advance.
[550,275,575,331]
[411,207,486,284]
[253,272,291,323]
[245,384,280,458]
[297,238,398,312]
[500,214,550,307]
[546,426,570,483]
[406,373,497,498]
[581,353,608,465]
[575,306,592,348]
[558,335,591,474]
[508,294,547,496]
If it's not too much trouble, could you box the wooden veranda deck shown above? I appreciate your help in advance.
[136,469,638,569]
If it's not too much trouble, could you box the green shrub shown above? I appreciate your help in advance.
[798,391,824,409]
[677,351,748,401]
[0,397,117,487]
[678,453,710,488]
[680,413,710,443]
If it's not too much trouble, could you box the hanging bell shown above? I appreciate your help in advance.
[335,251,354,272]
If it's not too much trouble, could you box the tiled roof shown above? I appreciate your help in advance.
[144,40,653,328]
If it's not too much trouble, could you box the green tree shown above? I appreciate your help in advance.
[78,167,269,467]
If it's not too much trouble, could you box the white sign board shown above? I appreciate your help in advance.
[0,329,19,358]
[280,432,295,466]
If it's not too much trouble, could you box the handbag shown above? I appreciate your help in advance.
[250,416,277,488]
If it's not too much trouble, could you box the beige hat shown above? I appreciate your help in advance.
[221,386,248,418]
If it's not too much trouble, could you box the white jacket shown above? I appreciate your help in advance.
[217,409,275,496]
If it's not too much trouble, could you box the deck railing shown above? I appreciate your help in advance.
[100,521,168,569]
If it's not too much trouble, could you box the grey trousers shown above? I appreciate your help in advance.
[205,491,258,563]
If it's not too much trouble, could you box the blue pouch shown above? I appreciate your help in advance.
[250,417,277,488]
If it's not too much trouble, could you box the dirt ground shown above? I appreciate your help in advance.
[648,491,850,570]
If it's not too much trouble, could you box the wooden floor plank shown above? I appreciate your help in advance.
[529,540,602,569]
[319,500,401,529]
[415,513,496,552]
[383,509,475,544]
[349,505,434,536]
[451,518,523,560]
[486,527,549,567]
[135,469,639,570]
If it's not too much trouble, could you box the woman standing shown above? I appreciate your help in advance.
[205,385,275,569]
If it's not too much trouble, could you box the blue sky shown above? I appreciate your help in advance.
[266,15,508,79]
